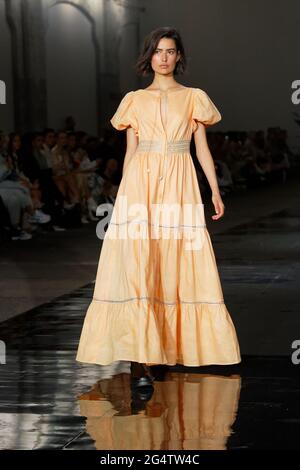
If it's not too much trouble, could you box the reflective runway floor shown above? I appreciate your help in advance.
[0,283,299,450]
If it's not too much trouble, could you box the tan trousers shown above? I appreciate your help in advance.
[53,173,79,203]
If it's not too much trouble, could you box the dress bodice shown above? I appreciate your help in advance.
[110,87,222,142]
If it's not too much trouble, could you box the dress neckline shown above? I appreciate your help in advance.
[141,86,190,94]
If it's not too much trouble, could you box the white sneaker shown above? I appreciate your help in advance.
[28,210,51,225]
[11,230,33,241]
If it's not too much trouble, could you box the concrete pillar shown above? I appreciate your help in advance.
[6,0,47,132]
[5,0,26,132]
[21,0,47,131]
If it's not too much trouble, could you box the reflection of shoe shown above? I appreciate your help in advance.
[131,388,154,413]
[130,362,154,389]
[132,386,154,402]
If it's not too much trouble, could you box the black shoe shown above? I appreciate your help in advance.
[131,388,154,413]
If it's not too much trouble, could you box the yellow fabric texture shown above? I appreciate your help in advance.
[76,87,241,366]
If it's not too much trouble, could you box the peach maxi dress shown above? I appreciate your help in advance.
[76,87,241,367]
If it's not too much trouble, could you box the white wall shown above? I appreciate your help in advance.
[45,2,97,134]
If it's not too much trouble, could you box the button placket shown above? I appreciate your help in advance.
[159,91,168,182]
[157,91,169,239]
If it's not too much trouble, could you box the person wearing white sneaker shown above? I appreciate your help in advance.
[28,209,51,225]
[11,227,32,241]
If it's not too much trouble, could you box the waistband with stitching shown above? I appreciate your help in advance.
[136,139,191,154]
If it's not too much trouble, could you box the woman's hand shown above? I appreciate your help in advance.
[211,192,225,220]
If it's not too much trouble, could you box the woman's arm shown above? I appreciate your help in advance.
[194,122,225,220]
[123,128,138,176]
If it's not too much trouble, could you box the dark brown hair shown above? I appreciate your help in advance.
[135,27,187,77]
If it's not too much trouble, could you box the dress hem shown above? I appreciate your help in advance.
[76,356,242,368]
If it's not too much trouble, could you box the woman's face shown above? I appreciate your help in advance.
[150,37,181,76]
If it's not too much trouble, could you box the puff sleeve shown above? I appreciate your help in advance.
[192,88,222,132]
[110,91,138,136]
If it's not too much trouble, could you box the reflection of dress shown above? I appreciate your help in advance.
[76,87,241,366]
[78,372,241,450]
